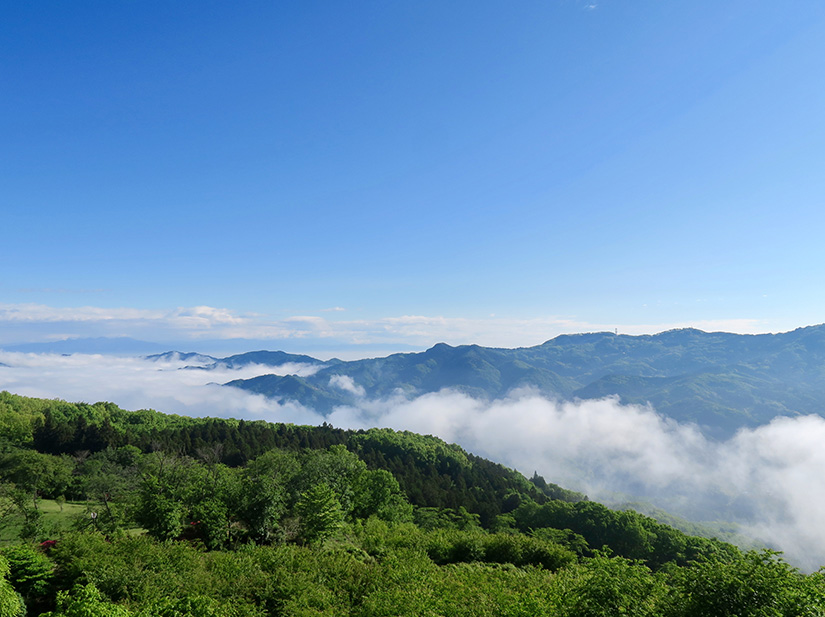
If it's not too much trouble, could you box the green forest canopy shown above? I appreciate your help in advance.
[0,391,823,616]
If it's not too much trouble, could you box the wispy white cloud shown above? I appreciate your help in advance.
[0,303,164,323]
[0,351,323,424]
[0,302,775,350]
[168,306,247,328]
[328,374,366,397]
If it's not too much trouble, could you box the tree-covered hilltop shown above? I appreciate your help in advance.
[222,325,825,437]
[1,392,824,616]
[3,391,581,526]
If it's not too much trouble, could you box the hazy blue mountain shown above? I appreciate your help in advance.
[3,337,169,354]
[144,351,218,364]
[225,373,352,410]
[224,325,825,437]
[197,350,335,370]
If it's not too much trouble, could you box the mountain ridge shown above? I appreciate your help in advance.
[221,325,825,438]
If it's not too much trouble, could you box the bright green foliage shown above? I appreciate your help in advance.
[1,544,54,609]
[189,498,229,550]
[551,553,667,617]
[135,595,229,617]
[351,469,412,522]
[531,526,590,555]
[0,393,553,528]
[353,428,471,468]
[414,506,481,531]
[5,392,825,616]
[421,529,576,571]
[0,393,41,448]
[0,450,74,500]
[237,474,285,544]
[512,499,735,567]
[237,450,296,543]
[480,532,577,570]
[0,555,25,617]
[43,583,132,617]
[296,445,366,514]
[25,527,825,617]
[297,483,344,544]
[7,487,48,540]
[134,452,236,545]
[136,477,183,541]
[665,550,825,617]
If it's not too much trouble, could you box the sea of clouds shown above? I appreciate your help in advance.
[1,351,824,571]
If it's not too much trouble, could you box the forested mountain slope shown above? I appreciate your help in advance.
[1,392,823,616]
[223,325,825,437]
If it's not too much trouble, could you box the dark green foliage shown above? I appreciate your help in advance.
[203,350,327,371]
[529,471,588,502]
[351,429,549,526]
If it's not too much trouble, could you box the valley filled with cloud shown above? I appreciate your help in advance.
[3,351,824,571]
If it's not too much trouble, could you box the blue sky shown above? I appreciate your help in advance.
[3,1,825,354]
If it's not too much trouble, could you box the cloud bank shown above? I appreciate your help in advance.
[1,352,824,570]
[328,390,825,571]
[0,351,325,425]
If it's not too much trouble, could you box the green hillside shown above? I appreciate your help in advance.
[1,392,823,616]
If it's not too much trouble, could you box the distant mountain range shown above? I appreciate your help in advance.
[145,349,334,371]
[1,337,419,357]
[2,337,170,355]
[144,351,219,365]
[8,326,825,438]
[214,325,825,438]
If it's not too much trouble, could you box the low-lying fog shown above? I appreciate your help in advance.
[1,351,823,572]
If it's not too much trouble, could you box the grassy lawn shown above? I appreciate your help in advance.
[0,497,146,544]
[0,498,91,543]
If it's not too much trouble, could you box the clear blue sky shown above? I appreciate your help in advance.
[3,1,825,352]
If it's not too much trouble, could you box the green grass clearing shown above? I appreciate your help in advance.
[1,498,103,543]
